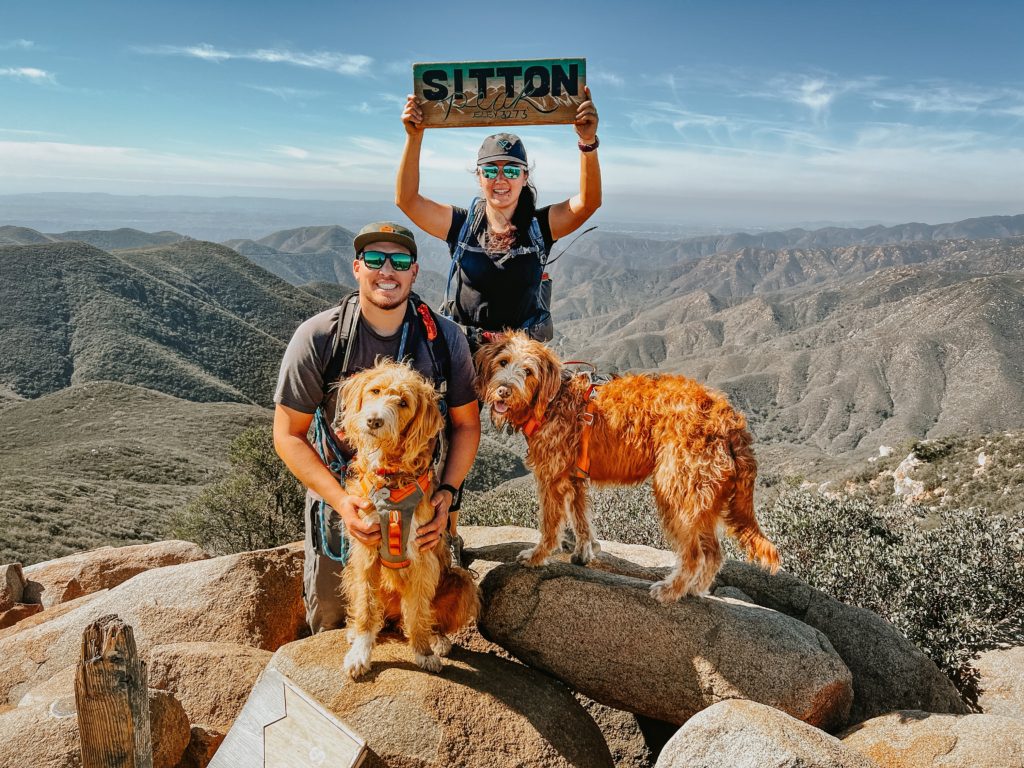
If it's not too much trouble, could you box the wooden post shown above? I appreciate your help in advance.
[75,614,153,768]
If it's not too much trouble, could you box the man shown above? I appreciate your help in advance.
[273,222,480,634]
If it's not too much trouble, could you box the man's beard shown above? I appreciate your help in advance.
[366,284,410,311]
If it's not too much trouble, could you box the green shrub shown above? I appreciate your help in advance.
[761,490,1024,706]
[911,437,958,463]
[170,425,305,554]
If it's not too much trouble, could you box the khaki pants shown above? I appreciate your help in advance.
[303,491,348,634]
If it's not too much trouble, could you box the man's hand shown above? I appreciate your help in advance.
[339,494,380,546]
[574,85,599,144]
[417,489,453,551]
[402,94,424,136]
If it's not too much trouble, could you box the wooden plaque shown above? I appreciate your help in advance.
[208,667,366,768]
[413,58,586,128]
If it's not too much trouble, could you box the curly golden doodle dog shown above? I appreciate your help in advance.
[474,333,779,603]
[338,361,479,678]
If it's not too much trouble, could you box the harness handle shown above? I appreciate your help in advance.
[544,225,597,268]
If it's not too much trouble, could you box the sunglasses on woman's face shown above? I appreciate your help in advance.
[359,250,416,271]
[479,164,525,180]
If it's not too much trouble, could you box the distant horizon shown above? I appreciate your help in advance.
[2,190,1021,244]
[2,2,1022,224]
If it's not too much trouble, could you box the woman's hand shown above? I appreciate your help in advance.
[402,94,425,137]
[574,85,598,144]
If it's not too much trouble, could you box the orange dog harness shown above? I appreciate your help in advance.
[523,376,600,479]
[360,470,432,569]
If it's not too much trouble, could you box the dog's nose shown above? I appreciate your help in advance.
[496,385,510,399]
[366,416,384,430]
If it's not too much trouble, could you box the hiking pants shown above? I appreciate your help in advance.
[303,491,348,634]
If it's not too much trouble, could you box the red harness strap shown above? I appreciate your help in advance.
[572,384,600,479]
[521,379,600,478]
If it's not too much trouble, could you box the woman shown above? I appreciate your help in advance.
[396,87,601,348]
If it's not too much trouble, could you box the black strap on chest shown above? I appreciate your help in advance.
[320,291,451,410]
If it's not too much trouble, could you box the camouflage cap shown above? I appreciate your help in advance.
[353,221,417,256]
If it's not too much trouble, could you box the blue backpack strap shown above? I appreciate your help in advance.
[308,292,361,565]
[443,197,483,316]
[528,215,548,266]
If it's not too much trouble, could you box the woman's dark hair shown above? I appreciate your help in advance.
[509,174,537,240]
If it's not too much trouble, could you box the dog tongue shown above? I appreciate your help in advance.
[492,401,509,414]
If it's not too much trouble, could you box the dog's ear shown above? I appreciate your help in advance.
[399,379,444,469]
[530,343,563,423]
[473,337,507,397]
[337,369,368,436]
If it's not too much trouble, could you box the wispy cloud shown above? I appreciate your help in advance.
[759,74,882,121]
[0,127,60,137]
[0,67,55,83]
[136,43,372,76]
[871,83,1024,116]
[273,145,309,160]
[0,39,34,50]
[246,84,325,101]
[589,70,625,88]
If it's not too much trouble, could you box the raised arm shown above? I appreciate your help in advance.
[396,95,454,240]
[548,85,602,240]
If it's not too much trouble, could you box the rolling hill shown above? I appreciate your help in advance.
[0,240,327,404]
[559,213,1024,270]
[0,225,188,249]
[550,237,1024,458]
[0,381,268,565]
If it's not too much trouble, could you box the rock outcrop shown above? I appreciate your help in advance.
[0,545,304,705]
[467,528,967,726]
[479,561,853,731]
[841,710,1024,767]
[0,671,190,768]
[258,629,616,768]
[149,641,273,732]
[711,560,970,722]
[977,646,1024,720]
[23,540,209,608]
[655,699,877,768]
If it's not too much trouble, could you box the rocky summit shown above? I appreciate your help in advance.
[0,526,1019,767]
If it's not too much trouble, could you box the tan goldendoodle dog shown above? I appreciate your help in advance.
[338,361,479,678]
[475,333,779,603]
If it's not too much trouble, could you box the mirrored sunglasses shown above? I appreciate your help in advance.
[479,164,525,180]
[359,250,415,271]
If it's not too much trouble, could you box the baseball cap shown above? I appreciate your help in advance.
[477,133,528,166]
[353,221,417,256]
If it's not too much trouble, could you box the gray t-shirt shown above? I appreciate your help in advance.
[273,300,476,424]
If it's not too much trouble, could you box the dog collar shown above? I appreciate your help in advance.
[522,415,544,437]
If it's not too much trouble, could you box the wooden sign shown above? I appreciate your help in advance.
[413,58,586,128]
[208,667,366,768]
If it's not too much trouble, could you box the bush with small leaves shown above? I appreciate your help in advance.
[170,425,305,554]
[760,490,1024,706]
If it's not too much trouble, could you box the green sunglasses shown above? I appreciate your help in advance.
[359,250,416,271]
[479,164,525,180]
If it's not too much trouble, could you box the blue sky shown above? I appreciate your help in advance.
[1,0,1022,226]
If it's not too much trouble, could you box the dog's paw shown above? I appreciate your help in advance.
[415,652,443,673]
[649,580,681,605]
[517,546,548,567]
[591,540,602,555]
[431,634,453,657]
[570,539,599,566]
[343,647,372,679]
